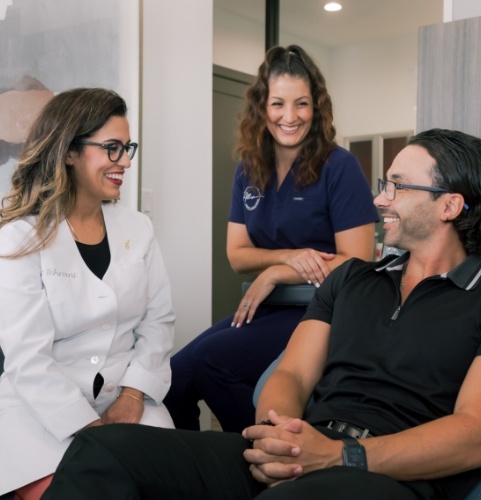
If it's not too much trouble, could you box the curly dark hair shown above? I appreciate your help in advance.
[408,128,481,255]
[235,45,337,192]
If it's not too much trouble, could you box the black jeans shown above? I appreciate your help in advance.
[43,424,433,500]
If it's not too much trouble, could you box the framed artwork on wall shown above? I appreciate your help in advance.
[0,0,140,210]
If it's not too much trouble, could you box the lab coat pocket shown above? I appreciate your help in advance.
[111,260,148,321]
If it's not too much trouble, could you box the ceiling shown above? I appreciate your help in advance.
[214,0,444,49]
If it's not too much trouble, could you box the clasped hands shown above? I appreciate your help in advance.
[242,410,342,487]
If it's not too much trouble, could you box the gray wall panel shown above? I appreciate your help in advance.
[417,17,481,136]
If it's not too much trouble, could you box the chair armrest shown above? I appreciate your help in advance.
[242,280,315,306]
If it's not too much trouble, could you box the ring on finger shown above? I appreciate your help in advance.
[243,302,250,308]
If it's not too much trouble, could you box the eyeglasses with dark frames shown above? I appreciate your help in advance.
[75,139,138,162]
[377,179,450,201]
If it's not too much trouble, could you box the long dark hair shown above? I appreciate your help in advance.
[235,45,337,192]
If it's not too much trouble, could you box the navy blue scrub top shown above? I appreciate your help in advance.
[228,146,379,253]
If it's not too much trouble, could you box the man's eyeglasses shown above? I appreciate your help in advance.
[75,140,138,162]
[377,179,449,201]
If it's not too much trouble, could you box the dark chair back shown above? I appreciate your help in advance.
[242,280,315,306]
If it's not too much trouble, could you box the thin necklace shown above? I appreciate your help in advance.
[65,218,79,241]
[66,215,105,243]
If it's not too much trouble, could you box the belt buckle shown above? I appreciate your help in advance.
[327,420,371,439]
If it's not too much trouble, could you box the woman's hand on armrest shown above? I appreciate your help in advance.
[231,265,304,328]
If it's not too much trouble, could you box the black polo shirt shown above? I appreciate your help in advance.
[302,253,481,498]
[303,252,481,434]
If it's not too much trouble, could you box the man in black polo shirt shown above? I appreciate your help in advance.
[44,129,481,500]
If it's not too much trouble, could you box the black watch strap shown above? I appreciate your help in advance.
[341,437,367,470]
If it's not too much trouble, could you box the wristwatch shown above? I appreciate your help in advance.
[341,437,367,470]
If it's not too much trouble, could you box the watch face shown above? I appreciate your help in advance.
[342,444,367,470]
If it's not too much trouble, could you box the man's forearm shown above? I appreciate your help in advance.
[362,413,481,481]
[255,370,309,424]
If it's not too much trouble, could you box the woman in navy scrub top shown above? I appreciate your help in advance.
[164,45,379,432]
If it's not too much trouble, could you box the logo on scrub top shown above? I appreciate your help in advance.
[243,186,264,211]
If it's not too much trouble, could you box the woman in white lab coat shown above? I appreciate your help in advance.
[0,88,175,499]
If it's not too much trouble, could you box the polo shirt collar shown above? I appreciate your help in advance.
[375,250,481,290]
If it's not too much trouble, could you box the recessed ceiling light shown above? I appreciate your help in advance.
[324,2,342,12]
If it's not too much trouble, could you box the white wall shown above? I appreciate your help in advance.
[213,8,264,75]
[142,0,213,355]
[329,34,418,141]
[444,0,481,21]
[452,0,481,19]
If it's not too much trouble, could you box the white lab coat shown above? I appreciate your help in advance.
[0,203,175,494]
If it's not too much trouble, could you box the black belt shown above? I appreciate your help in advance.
[325,420,372,438]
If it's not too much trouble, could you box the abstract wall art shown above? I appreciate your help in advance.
[0,0,140,208]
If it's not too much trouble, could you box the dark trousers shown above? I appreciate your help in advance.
[164,305,305,432]
[43,425,433,500]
